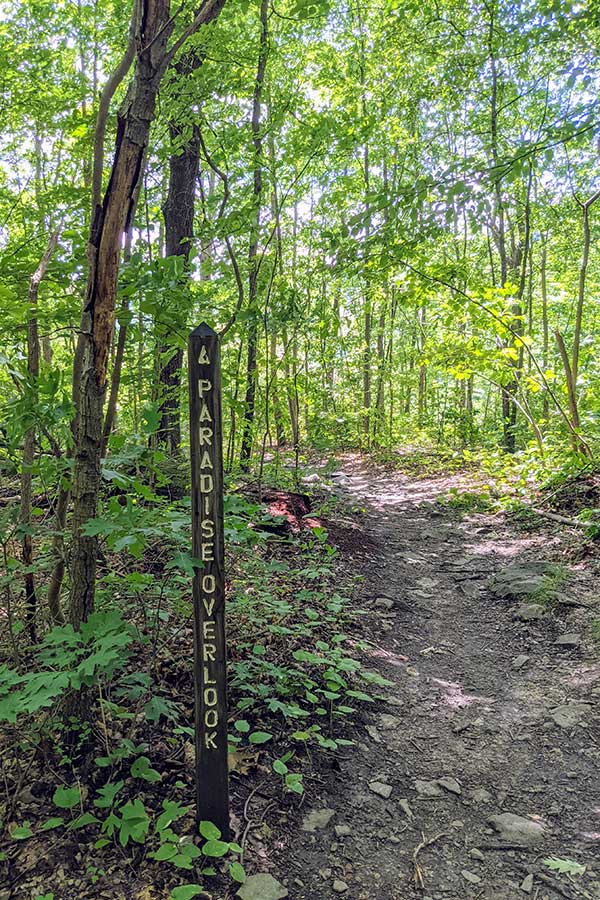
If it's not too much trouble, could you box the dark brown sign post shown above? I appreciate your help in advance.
[188,323,229,838]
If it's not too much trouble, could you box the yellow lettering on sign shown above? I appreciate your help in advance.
[203,620,216,640]
[198,378,212,396]
[201,542,215,562]
[199,450,213,469]
[203,665,217,684]
[200,473,213,492]
[198,345,210,365]
[205,709,218,729]
[203,643,216,663]
[202,596,215,616]
[202,518,215,539]
[202,574,216,593]
[205,731,217,750]
[204,687,218,706]
[199,402,212,423]
[199,427,213,447]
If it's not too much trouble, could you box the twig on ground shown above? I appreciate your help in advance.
[529,507,589,528]
[412,831,447,888]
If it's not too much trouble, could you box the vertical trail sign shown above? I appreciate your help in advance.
[188,323,229,838]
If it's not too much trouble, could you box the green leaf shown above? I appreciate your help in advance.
[199,820,221,841]
[94,780,124,809]
[248,731,272,744]
[170,886,207,900]
[144,695,178,723]
[52,785,81,810]
[151,843,178,861]
[234,719,250,733]
[70,813,98,829]
[543,857,586,876]
[130,755,161,783]
[229,861,246,883]
[345,690,372,702]
[201,839,230,857]
[273,759,288,775]
[118,799,150,846]
[41,817,64,831]
[156,800,189,833]
[10,823,33,840]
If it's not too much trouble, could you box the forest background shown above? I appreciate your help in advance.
[1,0,600,896]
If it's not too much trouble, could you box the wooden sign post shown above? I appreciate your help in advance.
[188,323,229,838]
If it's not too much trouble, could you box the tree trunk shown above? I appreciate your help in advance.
[240,0,269,471]
[157,56,203,453]
[69,0,226,628]
[540,238,550,422]
[21,228,61,639]
[553,191,599,456]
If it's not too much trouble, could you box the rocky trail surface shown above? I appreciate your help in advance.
[269,458,600,900]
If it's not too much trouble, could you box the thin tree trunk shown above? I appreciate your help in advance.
[21,227,61,639]
[102,183,143,452]
[553,191,600,456]
[540,238,550,421]
[240,0,269,471]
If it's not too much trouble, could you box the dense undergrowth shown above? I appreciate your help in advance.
[0,451,391,899]
[3,439,600,897]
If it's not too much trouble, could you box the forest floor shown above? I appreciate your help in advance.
[269,454,600,900]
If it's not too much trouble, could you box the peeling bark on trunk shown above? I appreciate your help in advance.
[70,0,175,628]
[69,0,227,628]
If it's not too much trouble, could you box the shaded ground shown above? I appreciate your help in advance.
[272,456,600,900]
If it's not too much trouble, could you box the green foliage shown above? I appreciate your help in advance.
[543,857,586,876]
[0,610,135,723]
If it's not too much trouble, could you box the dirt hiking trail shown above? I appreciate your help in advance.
[274,457,600,900]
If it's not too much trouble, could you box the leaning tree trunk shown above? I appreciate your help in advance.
[69,0,226,628]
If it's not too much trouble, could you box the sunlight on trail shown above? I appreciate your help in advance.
[430,677,491,709]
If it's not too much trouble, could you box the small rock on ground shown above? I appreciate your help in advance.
[437,776,461,795]
[488,812,546,845]
[512,654,530,669]
[375,597,394,609]
[302,808,335,832]
[414,779,443,798]
[550,702,591,729]
[379,713,402,729]
[368,781,393,799]
[520,873,534,893]
[461,870,481,884]
[237,874,289,900]
[515,602,546,621]
[555,633,581,648]
[332,881,349,893]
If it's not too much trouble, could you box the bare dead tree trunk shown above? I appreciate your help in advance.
[70,0,226,629]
